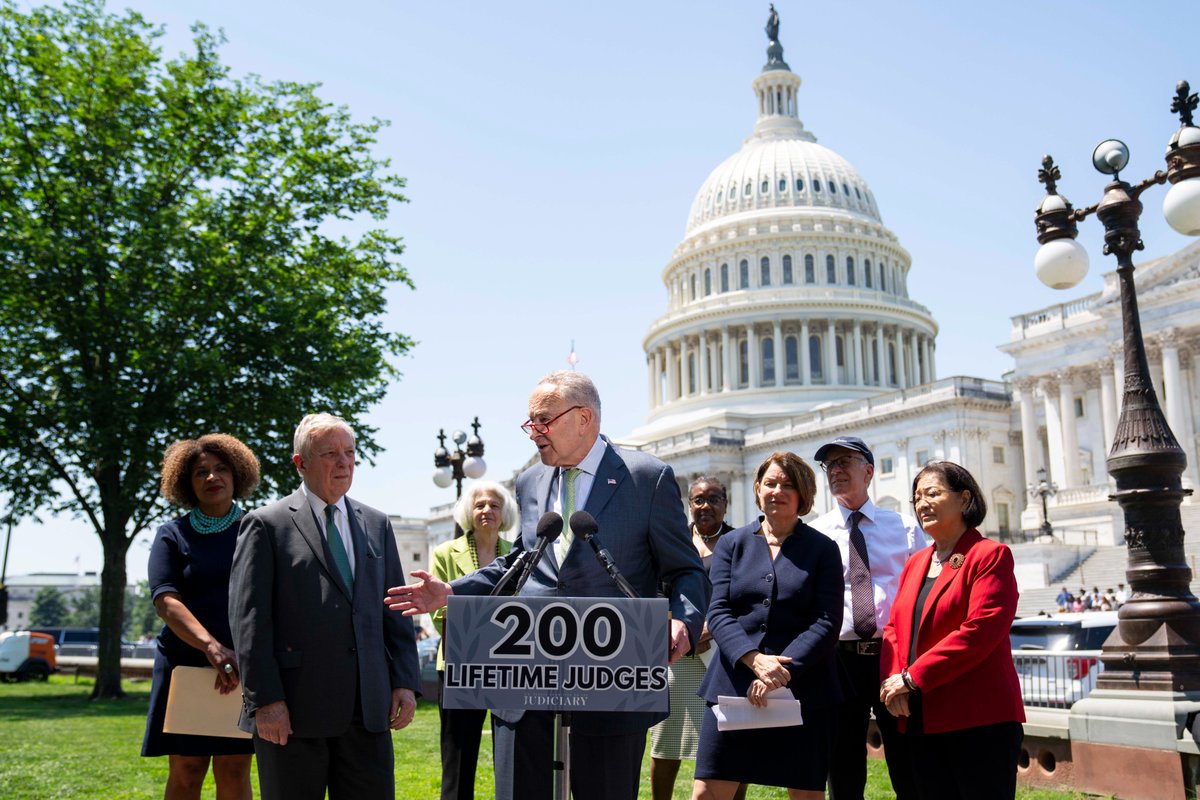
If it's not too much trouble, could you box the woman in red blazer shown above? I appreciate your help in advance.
[879,461,1025,799]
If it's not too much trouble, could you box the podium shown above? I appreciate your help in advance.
[442,596,670,797]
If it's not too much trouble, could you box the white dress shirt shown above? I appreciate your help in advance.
[302,483,355,574]
[811,497,925,640]
[548,435,609,518]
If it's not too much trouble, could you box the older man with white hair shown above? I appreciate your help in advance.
[810,435,923,800]
[230,413,421,800]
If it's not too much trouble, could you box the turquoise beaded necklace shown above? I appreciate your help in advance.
[189,503,243,534]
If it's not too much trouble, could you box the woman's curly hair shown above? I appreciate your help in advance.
[160,433,261,509]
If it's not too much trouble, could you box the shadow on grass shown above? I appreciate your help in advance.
[0,678,151,720]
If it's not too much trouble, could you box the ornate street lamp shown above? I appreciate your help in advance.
[1028,466,1057,539]
[432,418,487,537]
[1032,81,1200,691]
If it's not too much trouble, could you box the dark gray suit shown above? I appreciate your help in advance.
[229,488,420,799]
[453,438,709,800]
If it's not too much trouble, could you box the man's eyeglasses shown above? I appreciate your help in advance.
[690,494,727,507]
[520,405,583,436]
[820,455,866,473]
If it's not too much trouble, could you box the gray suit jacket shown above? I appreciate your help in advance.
[229,488,420,737]
[453,438,709,734]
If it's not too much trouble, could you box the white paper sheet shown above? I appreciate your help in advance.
[713,687,803,731]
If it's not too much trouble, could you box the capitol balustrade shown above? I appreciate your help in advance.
[742,376,1011,446]
[1052,484,1114,506]
[1009,294,1100,340]
[631,427,746,458]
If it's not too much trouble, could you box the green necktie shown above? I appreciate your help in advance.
[325,504,354,592]
[556,468,582,563]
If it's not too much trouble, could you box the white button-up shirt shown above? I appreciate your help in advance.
[302,483,355,574]
[811,498,925,640]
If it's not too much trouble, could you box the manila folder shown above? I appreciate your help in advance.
[163,666,251,739]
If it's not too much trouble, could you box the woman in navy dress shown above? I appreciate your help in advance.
[141,434,260,800]
[693,451,844,800]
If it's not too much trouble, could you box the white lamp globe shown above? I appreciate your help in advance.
[1163,178,1200,236]
[463,456,487,479]
[1035,238,1090,290]
[432,467,454,488]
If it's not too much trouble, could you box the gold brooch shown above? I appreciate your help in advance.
[948,554,965,570]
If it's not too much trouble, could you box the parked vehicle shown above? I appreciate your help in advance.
[418,633,440,683]
[29,626,100,656]
[1009,611,1118,708]
[0,631,57,681]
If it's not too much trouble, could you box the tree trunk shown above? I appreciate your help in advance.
[92,531,129,699]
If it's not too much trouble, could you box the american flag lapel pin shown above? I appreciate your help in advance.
[607,478,617,485]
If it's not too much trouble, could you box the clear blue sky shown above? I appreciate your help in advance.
[5,1,1196,582]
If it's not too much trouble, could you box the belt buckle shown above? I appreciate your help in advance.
[856,640,877,655]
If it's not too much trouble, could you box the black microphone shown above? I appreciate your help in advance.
[569,511,639,599]
[514,512,563,593]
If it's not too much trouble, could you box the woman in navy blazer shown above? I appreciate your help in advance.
[693,452,845,800]
[879,461,1025,799]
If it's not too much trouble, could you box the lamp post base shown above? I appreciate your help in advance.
[1068,688,1200,800]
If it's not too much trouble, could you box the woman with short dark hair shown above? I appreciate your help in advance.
[692,452,843,799]
[142,434,260,800]
[879,461,1025,799]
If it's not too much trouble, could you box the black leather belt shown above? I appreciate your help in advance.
[837,639,881,655]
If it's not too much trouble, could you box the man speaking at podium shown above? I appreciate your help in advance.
[388,371,708,800]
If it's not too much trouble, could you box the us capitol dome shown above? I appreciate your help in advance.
[628,17,938,443]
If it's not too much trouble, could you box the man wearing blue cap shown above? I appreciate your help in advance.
[811,436,923,800]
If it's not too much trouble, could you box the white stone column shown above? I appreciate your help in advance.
[728,473,747,528]
[1016,379,1040,509]
[909,331,921,386]
[876,325,887,386]
[922,336,933,383]
[1110,343,1124,400]
[896,328,908,390]
[722,327,734,392]
[1057,371,1081,487]
[1098,359,1118,453]
[1149,348,1165,402]
[679,336,690,398]
[698,332,710,396]
[748,325,761,389]
[928,338,937,381]
[1184,343,1200,488]
[1040,377,1066,487]
[772,320,784,387]
[799,319,810,385]
[825,320,837,385]
[666,344,679,402]
[1161,331,1185,441]
[852,320,864,386]
[652,350,662,410]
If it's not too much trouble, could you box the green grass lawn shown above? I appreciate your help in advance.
[0,676,1091,799]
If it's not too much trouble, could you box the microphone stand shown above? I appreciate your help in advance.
[553,531,641,800]
[582,534,639,600]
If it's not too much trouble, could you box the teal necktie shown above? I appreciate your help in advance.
[556,468,582,563]
[325,504,354,591]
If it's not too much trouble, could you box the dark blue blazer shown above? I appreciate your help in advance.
[453,438,709,734]
[699,519,845,709]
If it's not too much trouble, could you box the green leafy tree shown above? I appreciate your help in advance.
[126,581,160,641]
[66,585,101,628]
[0,1,412,697]
[29,586,69,627]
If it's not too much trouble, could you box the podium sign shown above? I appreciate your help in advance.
[441,596,669,713]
